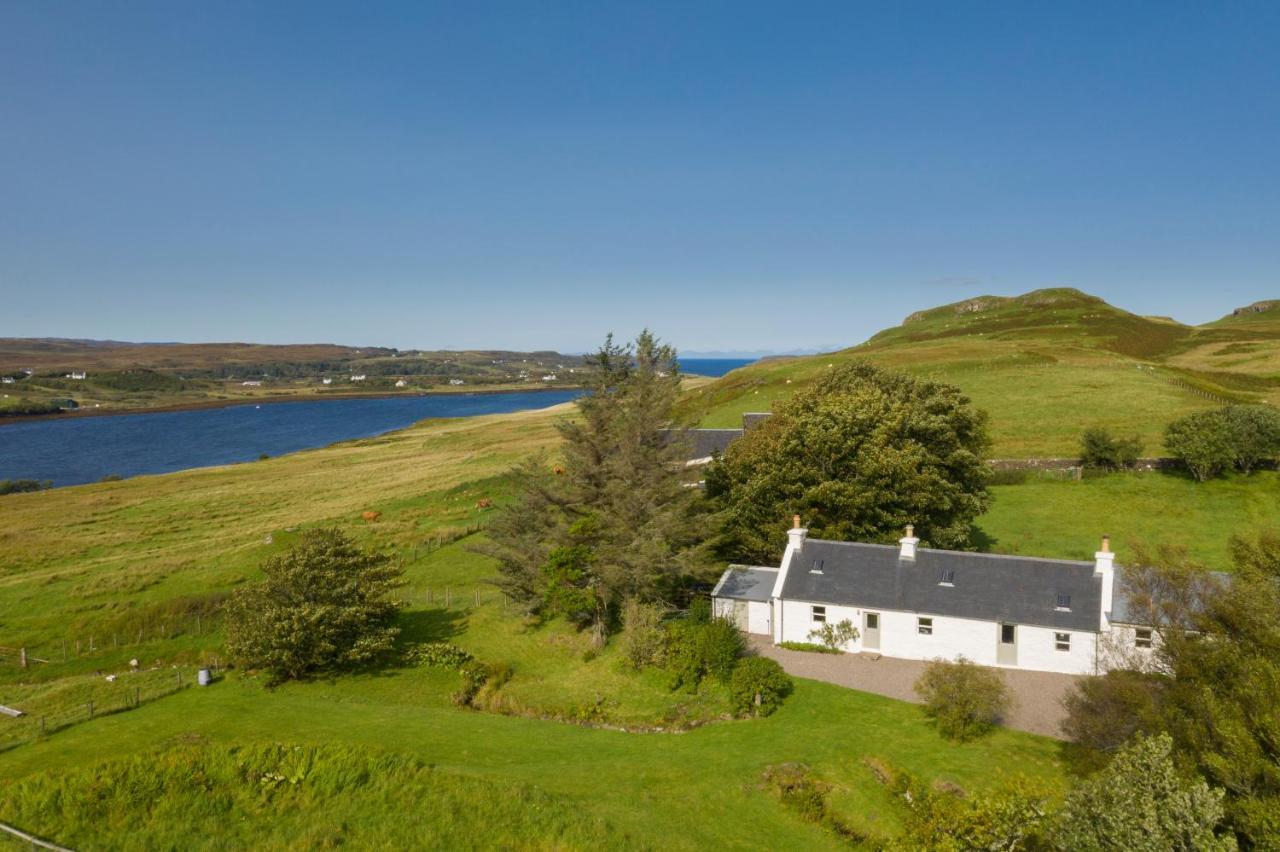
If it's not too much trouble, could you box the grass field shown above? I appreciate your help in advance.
[2,388,1276,847]
[0,404,1070,848]
[979,471,1280,568]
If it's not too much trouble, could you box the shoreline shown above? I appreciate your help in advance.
[0,385,581,426]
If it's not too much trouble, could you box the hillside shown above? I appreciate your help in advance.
[0,403,1072,848]
[0,338,587,414]
[684,288,1280,457]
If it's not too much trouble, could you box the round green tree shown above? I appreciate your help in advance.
[707,362,991,562]
[225,528,404,682]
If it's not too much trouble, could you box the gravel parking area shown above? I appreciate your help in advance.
[750,636,1080,738]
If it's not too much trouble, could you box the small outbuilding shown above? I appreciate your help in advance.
[711,565,778,636]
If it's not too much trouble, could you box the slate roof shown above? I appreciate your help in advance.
[741,412,773,430]
[1109,566,1231,626]
[781,539,1104,632]
[712,565,778,602]
[660,428,743,460]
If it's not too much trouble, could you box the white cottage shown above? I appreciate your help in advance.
[712,517,1153,676]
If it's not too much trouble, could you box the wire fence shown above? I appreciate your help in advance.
[0,666,201,755]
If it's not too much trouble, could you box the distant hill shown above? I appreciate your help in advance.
[0,338,587,415]
[680,288,1280,457]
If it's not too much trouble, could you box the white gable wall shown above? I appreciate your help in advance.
[712,598,772,636]
[776,598,1100,675]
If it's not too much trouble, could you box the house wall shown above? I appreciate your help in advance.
[775,598,1100,675]
[711,597,772,636]
[1097,623,1161,672]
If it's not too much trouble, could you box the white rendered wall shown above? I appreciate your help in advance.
[775,598,1100,675]
[711,597,773,636]
[747,601,772,635]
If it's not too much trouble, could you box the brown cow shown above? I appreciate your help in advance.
[475,498,494,510]
[361,510,382,523]
[552,465,566,476]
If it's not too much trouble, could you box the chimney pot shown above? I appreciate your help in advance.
[1100,535,1111,553]
[793,514,801,530]
[905,524,914,538]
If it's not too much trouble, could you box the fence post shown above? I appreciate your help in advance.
[19,647,26,669]
[87,701,94,719]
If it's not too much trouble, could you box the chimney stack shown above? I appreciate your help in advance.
[899,524,919,561]
[1094,535,1116,623]
[787,514,808,553]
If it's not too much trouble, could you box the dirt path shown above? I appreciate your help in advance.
[750,636,1079,739]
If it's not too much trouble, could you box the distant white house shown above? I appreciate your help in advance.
[321,377,333,385]
[449,379,465,386]
[395,379,408,388]
[712,520,1159,676]
[350,375,366,382]
[241,380,262,387]
[1,377,13,385]
[541,374,557,382]
[66,371,87,380]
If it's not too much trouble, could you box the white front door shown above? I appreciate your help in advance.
[997,622,1018,666]
[863,612,881,650]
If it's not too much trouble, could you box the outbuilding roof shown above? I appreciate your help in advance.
[781,539,1104,632]
[660,428,743,461]
[712,565,778,602]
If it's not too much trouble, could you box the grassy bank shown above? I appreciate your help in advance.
[979,470,1280,568]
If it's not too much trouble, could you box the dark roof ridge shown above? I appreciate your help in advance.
[805,537,1094,568]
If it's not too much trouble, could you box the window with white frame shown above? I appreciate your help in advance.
[1054,632,1071,652]
[811,605,826,624]
[1135,628,1153,649]
[917,616,933,635]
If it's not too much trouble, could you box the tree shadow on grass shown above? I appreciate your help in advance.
[969,524,999,553]
[397,607,468,644]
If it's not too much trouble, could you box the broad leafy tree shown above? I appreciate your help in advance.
[707,362,990,562]
[225,528,403,682]
[1063,534,1280,846]
[1222,404,1280,474]
[1164,409,1237,481]
[479,331,715,644]
[1055,734,1234,851]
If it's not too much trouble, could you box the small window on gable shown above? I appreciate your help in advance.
[938,568,955,586]
[1055,632,1071,652]
[1135,628,1153,649]
[811,605,826,624]
[917,617,933,635]
[1056,594,1072,611]
[809,559,824,574]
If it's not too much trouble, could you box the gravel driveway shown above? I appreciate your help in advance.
[750,636,1080,739]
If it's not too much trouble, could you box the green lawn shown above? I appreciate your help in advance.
[979,470,1280,568]
[7,397,1275,847]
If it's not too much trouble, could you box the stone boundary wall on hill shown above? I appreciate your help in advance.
[988,457,1182,472]
[989,457,1278,473]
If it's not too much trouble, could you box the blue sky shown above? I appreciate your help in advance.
[2,2,1278,353]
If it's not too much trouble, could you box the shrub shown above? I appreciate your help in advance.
[224,528,404,683]
[1060,669,1164,772]
[451,660,512,707]
[0,479,51,495]
[1080,426,1143,470]
[1055,734,1234,851]
[777,641,841,654]
[665,616,745,691]
[913,657,1011,741]
[730,657,792,717]
[404,642,473,670]
[1165,410,1234,481]
[889,769,1050,851]
[807,618,858,651]
[619,598,666,670]
[686,595,711,624]
[1221,404,1280,474]
[761,763,829,824]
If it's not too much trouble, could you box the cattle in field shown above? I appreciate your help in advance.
[361,510,382,522]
